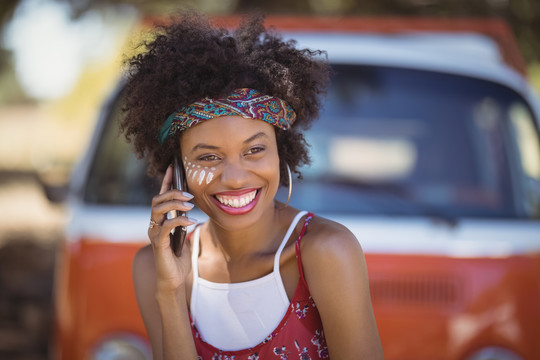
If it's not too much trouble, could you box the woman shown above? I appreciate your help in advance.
[123,12,384,359]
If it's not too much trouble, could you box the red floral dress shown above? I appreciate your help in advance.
[190,213,330,359]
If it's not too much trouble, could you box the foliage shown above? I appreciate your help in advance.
[0,0,539,105]
[1,0,539,61]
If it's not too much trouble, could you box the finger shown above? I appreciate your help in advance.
[149,216,197,248]
[152,190,194,207]
[147,223,161,242]
[148,219,161,233]
[160,216,197,237]
[160,165,173,195]
[153,200,194,215]
[150,201,194,225]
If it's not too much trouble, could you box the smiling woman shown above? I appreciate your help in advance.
[121,11,384,360]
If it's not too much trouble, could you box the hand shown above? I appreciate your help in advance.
[148,165,196,293]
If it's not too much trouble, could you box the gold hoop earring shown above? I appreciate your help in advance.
[285,164,292,207]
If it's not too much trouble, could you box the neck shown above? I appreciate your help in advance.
[204,202,289,261]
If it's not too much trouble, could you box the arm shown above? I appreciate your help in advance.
[133,246,197,360]
[132,166,199,360]
[302,220,384,359]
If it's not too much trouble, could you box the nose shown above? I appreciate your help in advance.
[219,159,251,189]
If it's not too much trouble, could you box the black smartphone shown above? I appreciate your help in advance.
[171,155,188,257]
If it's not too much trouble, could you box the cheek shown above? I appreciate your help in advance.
[183,158,216,189]
[265,152,281,183]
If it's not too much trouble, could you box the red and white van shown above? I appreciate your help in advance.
[54,17,540,360]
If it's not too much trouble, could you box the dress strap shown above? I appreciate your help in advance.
[191,226,202,279]
[272,210,307,305]
[190,226,202,317]
[295,212,314,283]
[273,210,308,273]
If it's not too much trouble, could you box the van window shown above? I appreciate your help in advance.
[508,102,540,217]
[84,93,159,205]
[291,65,530,218]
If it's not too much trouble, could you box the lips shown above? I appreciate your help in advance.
[212,189,260,215]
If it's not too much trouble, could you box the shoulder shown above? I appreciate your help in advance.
[301,215,364,265]
[133,244,155,273]
[299,215,368,291]
[132,245,156,292]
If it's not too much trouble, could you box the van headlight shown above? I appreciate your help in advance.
[466,346,522,360]
[89,334,151,360]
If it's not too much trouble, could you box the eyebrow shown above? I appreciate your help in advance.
[190,143,220,153]
[243,132,269,144]
[189,131,270,153]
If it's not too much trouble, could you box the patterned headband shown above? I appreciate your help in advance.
[158,88,296,144]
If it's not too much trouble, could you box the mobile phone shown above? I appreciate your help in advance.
[171,154,188,257]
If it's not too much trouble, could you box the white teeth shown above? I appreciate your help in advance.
[216,190,257,208]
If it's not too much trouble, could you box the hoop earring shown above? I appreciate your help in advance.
[285,164,293,207]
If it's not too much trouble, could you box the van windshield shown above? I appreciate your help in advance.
[84,64,535,218]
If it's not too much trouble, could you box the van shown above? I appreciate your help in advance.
[54,16,540,360]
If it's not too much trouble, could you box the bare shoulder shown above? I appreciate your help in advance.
[133,245,155,274]
[301,215,364,264]
[132,245,157,292]
[299,215,368,291]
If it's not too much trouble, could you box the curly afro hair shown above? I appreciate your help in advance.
[120,12,331,186]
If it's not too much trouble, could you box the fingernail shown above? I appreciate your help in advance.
[187,217,198,224]
[183,192,194,199]
[184,202,195,209]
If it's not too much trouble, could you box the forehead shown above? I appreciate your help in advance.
[180,116,276,146]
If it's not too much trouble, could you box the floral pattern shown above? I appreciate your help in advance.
[295,303,310,319]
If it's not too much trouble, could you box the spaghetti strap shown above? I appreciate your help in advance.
[273,210,308,273]
[295,212,314,283]
[190,226,202,318]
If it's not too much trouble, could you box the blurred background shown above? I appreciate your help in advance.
[0,0,539,359]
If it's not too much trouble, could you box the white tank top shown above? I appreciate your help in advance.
[190,211,308,351]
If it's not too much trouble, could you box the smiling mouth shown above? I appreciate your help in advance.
[215,190,258,208]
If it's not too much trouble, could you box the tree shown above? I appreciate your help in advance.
[1,0,539,61]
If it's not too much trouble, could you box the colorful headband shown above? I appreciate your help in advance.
[158,88,296,144]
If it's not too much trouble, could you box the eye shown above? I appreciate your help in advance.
[198,154,220,162]
[246,146,265,155]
